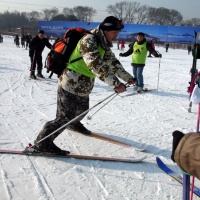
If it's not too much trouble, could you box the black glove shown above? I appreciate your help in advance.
[156,51,162,58]
[119,53,124,57]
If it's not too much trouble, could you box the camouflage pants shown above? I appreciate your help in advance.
[35,86,89,143]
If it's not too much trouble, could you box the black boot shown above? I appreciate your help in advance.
[67,122,91,135]
[171,130,184,162]
[33,139,70,155]
[30,71,36,79]
[37,70,45,78]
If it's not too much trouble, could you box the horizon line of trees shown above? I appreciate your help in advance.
[0,1,199,34]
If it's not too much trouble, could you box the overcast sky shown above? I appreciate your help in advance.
[0,0,199,22]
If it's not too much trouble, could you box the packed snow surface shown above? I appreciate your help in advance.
[0,36,199,199]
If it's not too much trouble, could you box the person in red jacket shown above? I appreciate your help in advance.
[120,40,125,51]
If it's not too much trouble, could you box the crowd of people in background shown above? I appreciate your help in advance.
[14,33,32,49]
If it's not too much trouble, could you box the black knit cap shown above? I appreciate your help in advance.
[100,16,124,31]
[137,32,145,37]
[38,30,44,34]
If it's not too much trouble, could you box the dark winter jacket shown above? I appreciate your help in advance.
[120,38,161,67]
[25,35,32,43]
[29,35,52,57]
[174,132,200,180]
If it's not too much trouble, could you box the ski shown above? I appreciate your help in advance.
[120,89,157,98]
[70,131,148,152]
[0,149,146,163]
[156,157,200,197]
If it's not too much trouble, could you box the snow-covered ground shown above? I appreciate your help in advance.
[0,35,199,200]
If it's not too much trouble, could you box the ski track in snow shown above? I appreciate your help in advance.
[1,35,200,199]
[27,157,57,200]
[0,163,12,200]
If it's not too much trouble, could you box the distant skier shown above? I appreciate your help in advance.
[0,34,3,43]
[15,35,20,47]
[29,30,52,79]
[165,43,169,52]
[120,40,125,51]
[21,34,26,48]
[187,44,192,55]
[119,32,162,92]
[25,33,32,49]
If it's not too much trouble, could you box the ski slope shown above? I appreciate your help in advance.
[0,35,199,199]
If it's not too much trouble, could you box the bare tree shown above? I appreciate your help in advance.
[147,7,183,25]
[107,2,126,20]
[124,2,140,23]
[181,18,200,26]
[189,18,200,26]
[107,1,150,24]
[73,6,96,22]
[26,11,41,21]
[148,7,171,25]
[168,9,183,25]
[51,14,66,21]
[62,7,74,17]
[136,5,150,24]
[42,7,59,21]
[0,11,30,32]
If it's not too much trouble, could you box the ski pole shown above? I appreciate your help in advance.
[34,92,117,146]
[183,174,190,200]
[87,83,131,120]
[156,56,161,90]
[87,93,118,120]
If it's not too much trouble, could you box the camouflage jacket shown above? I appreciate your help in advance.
[58,26,133,97]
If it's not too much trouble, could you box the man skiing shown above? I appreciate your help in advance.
[119,32,161,92]
[29,30,52,79]
[31,16,135,154]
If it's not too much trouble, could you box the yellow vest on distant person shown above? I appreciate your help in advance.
[132,42,147,64]
[67,41,105,78]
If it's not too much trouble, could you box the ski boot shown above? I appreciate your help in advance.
[37,70,45,78]
[67,122,91,135]
[24,142,70,155]
[137,87,143,93]
[30,71,36,79]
